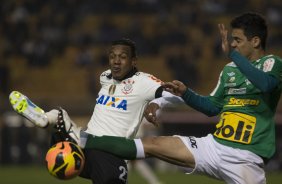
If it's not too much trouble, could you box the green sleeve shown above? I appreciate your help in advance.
[181,89,221,117]
[208,71,225,108]
[229,50,280,92]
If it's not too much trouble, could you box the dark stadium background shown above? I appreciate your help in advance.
[0,0,281,183]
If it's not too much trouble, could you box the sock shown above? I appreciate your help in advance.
[79,131,88,148]
[84,134,145,160]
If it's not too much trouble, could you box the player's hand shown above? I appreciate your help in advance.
[218,23,230,55]
[144,103,160,127]
[162,80,187,96]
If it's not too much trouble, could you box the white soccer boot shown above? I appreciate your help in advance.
[54,108,81,144]
[9,91,49,128]
[9,91,81,144]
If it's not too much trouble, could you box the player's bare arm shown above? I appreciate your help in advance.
[162,80,187,97]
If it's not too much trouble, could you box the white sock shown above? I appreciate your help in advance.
[134,139,145,159]
[79,131,88,148]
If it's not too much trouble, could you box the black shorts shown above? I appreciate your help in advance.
[79,149,128,184]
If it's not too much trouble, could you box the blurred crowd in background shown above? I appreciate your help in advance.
[0,0,282,170]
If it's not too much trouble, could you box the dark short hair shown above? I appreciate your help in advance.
[111,38,137,58]
[231,12,268,50]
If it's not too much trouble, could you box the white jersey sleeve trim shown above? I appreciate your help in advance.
[150,91,185,108]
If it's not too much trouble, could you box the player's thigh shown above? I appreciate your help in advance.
[221,162,266,184]
[142,136,195,168]
[220,152,266,184]
[80,149,128,184]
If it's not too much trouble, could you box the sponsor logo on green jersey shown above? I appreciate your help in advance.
[225,97,260,107]
[228,88,246,94]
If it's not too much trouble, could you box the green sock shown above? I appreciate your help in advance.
[85,135,137,160]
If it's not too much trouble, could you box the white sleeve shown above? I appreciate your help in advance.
[140,74,162,101]
[150,91,185,108]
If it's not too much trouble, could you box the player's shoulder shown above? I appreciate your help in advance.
[224,62,237,68]
[255,54,282,66]
[101,69,111,76]
[100,69,111,81]
[131,71,151,82]
[257,55,282,72]
[133,71,162,83]
[264,54,281,60]
[222,62,238,75]
[134,71,152,78]
[260,54,282,63]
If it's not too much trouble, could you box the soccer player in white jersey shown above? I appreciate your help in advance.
[10,38,165,184]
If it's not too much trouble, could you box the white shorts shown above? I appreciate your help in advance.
[176,134,266,184]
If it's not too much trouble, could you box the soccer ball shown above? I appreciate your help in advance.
[45,141,85,180]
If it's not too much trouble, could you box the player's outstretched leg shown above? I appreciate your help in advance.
[9,91,49,128]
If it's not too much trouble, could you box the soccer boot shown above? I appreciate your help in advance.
[9,91,49,128]
[54,108,81,144]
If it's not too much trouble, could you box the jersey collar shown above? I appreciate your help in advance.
[107,67,138,81]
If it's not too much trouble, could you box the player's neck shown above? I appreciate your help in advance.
[249,49,265,61]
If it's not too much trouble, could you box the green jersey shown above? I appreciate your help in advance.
[209,55,282,159]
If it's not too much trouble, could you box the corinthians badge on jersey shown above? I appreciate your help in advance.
[121,79,135,95]
[109,84,116,95]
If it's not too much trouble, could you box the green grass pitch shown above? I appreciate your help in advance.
[0,166,281,184]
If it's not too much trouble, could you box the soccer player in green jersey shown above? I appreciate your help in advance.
[19,12,281,183]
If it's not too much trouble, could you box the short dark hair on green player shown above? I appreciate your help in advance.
[231,12,268,50]
[111,38,137,58]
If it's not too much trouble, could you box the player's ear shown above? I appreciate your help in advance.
[132,57,137,67]
[251,36,261,48]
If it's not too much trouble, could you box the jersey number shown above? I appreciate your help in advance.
[119,166,127,183]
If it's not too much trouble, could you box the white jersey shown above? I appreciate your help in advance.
[86,69,161,138]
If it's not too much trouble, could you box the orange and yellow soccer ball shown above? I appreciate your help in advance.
[45,141,85,180]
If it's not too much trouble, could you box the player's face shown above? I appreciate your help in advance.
[230,28,255,60]
[109,45,136,80]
